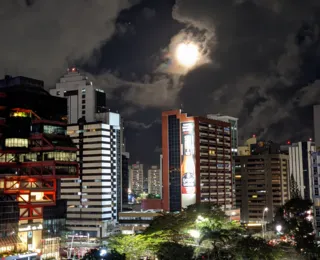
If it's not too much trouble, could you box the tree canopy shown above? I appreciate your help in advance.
[273,197,318,258]
[108,203,285,259]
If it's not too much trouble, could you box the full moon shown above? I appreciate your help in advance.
[175,42,199,68]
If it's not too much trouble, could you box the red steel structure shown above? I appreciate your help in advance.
[0,107,79,221]
[0,84,78,223]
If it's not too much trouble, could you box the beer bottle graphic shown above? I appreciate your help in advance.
[181,134,195,194]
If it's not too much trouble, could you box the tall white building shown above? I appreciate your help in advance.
[129,162,144,195]
[288,141,315,199]
[50,68,107,124]
[147,166,161,195]
[50,69,123,238]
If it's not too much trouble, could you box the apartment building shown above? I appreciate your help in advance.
[162,110,232,212]
[235,141,289,223]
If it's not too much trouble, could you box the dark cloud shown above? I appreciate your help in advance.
[173,0,320,142]
[0,0,138,85]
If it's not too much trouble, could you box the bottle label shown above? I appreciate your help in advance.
[181,122,196,194]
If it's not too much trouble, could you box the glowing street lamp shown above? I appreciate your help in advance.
[276,225,282,234]
[262,207,268,238]
[189,229,201,239]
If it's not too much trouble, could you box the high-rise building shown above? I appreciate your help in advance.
[129,162,144,195]
[162,110,232,212]
[207,114,238,206]
[207,114,238,155]
[314,105,320,150]
[0,75,78,255]
[49,68,107,124]
[312,105,320,238]
[148,166,161,195]
[235,139,289,223]
[50,69,123,238]
[288,141,315,199]
[311,152,320,237]
[122,152,130,206]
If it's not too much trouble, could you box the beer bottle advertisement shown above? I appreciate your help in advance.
[181,122,196,194]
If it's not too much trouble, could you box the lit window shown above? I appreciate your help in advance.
[44,125,65,135]
[10,111,29,117]
[5,138,28,148]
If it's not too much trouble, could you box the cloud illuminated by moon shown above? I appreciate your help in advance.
[156,30,212,75]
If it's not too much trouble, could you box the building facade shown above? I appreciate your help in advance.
[162,110,232,212]
[311,152,320,238]
[147,166,161,195]
[288,141,315,199]
[50,68,107,124]
[118,211,161,235]
[314,105,320,150]
[50,69,123,238]
[129,162,144,195]
[0,75,78,254]
[62,118,122,238]
[122,152,130,206]
[207,114,238,156]
[235,153,289,223]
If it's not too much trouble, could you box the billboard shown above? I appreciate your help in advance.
[181,122,196,195]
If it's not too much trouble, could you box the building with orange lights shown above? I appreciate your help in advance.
[0,75,78,257]
[162,110,233,212]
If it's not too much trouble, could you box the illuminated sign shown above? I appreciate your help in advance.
[181,122,196,195]
[19,224,43,232]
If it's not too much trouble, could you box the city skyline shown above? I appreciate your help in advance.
[1,0,320,167]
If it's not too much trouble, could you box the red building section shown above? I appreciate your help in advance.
[0,107,78,221]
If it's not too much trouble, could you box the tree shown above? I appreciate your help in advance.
[235,236,283,260]
[108,234,165,259]
[107,235,146,259]
[289,174,301,199]
[274,197,316,257]
[156,242,194,260]
[82,249,125,260]
[197,226,234,260]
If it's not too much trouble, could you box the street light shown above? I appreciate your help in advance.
[276,225,282,234]
[262,207,268,239]
[189,229,200,239]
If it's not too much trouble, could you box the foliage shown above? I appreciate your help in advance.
[108,233,166,259]
[289,173,301,199]
[146,193,161,199]
[145,202,231,243]
[196,226,234,259]
[235,236,283,260]
[108,202,298,260]
[156,242,194,260]
[274,197,316,257]
[107,235,146,259]
[82,249,125,260]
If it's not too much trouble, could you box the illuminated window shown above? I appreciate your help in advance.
[5,138,28,148]
[67,130,75,135]
[44,125,65,135]
[10,111,30,117]
[43,152,76,161]
[209,150,215,155]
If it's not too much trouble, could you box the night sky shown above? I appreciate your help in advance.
[1,0,320,168]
